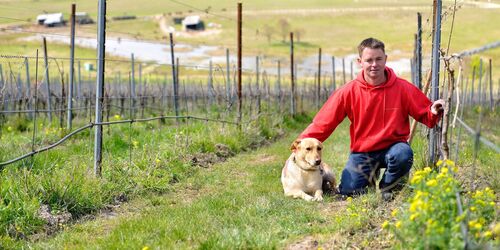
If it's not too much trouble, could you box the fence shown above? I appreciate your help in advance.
[0,50,353,169]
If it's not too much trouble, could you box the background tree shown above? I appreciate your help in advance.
[294,28,306,43]
[278,18,290,43]
[263,25,274,43]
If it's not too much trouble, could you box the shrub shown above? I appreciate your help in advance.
[383,160,498,249]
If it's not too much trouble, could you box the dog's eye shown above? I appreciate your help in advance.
[306,147,311,151]
[317,147,322,151]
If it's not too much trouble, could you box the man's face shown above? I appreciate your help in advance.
[357,47,387,83]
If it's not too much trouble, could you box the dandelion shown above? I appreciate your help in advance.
[7,126,12,132]
[155,158,161,164]
[346,197,352,202]
[436,160,443,166]
[381,220,389,229]
[395,221,402,228]
[142,247,150,250]
[114,114,121,120]
[470,206,476,211]
[440,167,448,174]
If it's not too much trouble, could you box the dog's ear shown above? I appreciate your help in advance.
[290,139,301,151]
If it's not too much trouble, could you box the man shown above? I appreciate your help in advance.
[298,38,444,199]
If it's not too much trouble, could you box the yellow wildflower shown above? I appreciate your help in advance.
[426,179,437,187]
[381,220,389,229]
[410,213,419,221]
[483,231,492,238]
[346,197,352,202]
[395,221,402,228]
[493,223,500,237]
[468,220,476,227]
[444,159,455,167]
[142,247,150,250]
[436,160,443,167]
[410,200,421,212]
[391,209,398,217]
[470,206,476,212]
[114,114,121,120]
[411,175,423,184]
[455,214,465,222]
[7,126,12,132]
[426,219,435,227]
[440,167,448,174]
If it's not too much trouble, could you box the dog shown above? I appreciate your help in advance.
[281,138,337,201]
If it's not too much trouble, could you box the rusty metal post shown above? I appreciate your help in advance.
[237,2,242,125]
[290,32,296,116]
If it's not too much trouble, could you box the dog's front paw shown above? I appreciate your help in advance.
[303,195,314,202]
[312,195,323,202]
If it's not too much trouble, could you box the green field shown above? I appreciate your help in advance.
[1,0,499,78]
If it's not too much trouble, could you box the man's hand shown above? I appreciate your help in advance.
[431,99,445,115]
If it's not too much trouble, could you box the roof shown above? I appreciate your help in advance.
[182,15,201,26]
[36,13,63,21]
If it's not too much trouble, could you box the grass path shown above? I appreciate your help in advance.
[31,123,398,249]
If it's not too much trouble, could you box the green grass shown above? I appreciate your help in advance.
[23,120,362,249]
[1,108,495,249]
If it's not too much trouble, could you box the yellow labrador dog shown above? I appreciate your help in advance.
[281,138,337,202]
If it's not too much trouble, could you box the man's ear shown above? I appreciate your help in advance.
[290,139,301,151]
[357,57,362,66]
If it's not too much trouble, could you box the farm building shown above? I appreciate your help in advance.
[182,15,205,31]
[75,12,93,24]
[36,13,65,27]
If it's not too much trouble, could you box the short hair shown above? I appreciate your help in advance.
[357,38,385,57]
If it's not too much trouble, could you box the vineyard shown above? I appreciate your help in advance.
[0,0,499,249]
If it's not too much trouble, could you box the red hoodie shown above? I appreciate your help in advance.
[299,67,440,152]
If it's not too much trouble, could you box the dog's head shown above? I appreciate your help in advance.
[290,138,323,170]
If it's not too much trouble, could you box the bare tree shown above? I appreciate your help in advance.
[263,25,274,43]
[278,18,290,42]
[294,28,305,43]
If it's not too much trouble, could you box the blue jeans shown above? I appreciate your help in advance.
[338,142,413,195]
